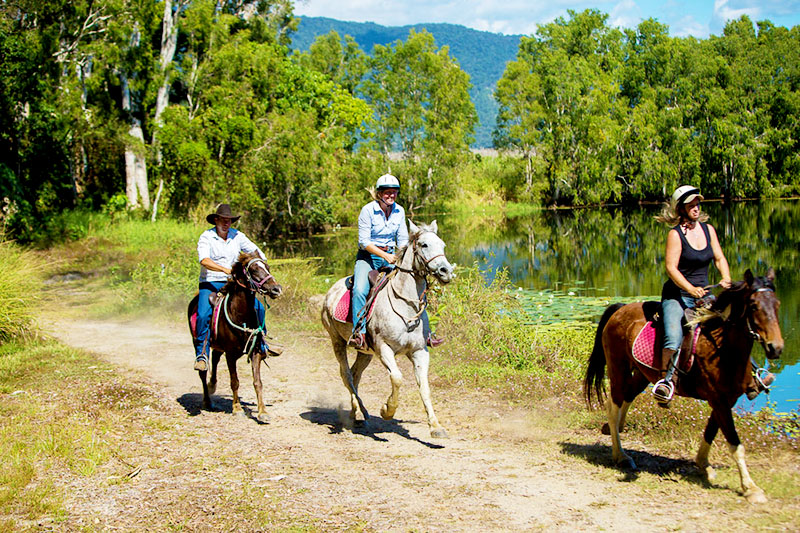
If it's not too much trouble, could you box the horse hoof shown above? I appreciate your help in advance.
[208,383,217,396]
[601,423,610,435]
[380,405,394,420]
[257,412,270,424]
[745,489,767,504]
[700,465,716,481]
[616,456,636,470]
[430,427,449,439]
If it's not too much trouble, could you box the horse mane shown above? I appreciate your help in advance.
[222,251,260,293]
[394,222,428,261]
[690,274,775,325]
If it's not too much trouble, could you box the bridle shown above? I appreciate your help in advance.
[235,256,276,294]
[394,232,446,278]
[389,230,448,332]
[744,287,775,352]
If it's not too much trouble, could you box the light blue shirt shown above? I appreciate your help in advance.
[358,201,409,250]
[197,227,265,282]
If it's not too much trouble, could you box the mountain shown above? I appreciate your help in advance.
[289,16,524,148]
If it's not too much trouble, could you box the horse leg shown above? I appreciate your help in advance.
[208,349,222,396]
[351,351,373,395]
[251,351,270,423]
[408,348,447,439]
[377,343,402,421]
[713,405,767,503]
[199,369,212,411]
[332,337,369,426]
[696,417,718,482]
[606,396,635,469]
[602,371,648,434]
[225,354,244,416]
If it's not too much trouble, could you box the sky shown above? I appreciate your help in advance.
[292,0,800,38]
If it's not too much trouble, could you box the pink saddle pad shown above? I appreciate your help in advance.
[632,321,698,372]
[332,290,378,324]
[189,299,224,338]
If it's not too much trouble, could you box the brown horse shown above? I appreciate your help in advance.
[187,252,282,422]
[584,268,783,503]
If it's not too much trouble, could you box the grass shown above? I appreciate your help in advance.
[0,341,133,525]
[7,214,800,526]
[0,237,43,341]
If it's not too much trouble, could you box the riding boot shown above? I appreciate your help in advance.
[653,348,679,407]
[194,354,208,372]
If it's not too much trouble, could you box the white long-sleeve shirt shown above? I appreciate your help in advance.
[197,227,265,283]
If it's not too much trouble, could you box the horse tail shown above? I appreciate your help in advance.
[584,303,625,408]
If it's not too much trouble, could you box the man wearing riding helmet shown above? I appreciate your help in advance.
[194,204,267,371]
[653,185,773,405]
[348,174,442,350]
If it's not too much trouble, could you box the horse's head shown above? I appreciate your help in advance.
[744,268,783,359]
[408,220,455,284]
[232,252,283,299]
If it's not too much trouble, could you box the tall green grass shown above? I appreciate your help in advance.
[0,237,43,341]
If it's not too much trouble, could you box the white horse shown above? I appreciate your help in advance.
[321,220,455,438]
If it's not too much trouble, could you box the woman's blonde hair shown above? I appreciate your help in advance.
[654,202,709,226]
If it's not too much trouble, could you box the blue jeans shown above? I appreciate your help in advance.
[195,281,265,359]
[662,295,696,351]
[351,249,432,339]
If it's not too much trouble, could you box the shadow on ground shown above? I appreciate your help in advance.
[177,393,272,424]
[301,406,445,449]
[559,441,713,487]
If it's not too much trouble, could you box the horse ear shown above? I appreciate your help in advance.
[744,269,754,286]
[766,267,776,283]
[429,220,438,234]
[408,220,419,235]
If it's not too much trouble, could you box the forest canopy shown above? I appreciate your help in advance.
[0,2,798,242]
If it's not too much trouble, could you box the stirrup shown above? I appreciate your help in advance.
[194,356,208,372]
[652,379,674,403]
[754,368,773,391]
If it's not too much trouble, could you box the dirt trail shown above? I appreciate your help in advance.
[42,302,749,531]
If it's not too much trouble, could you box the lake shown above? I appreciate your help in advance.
[278,199,800,415]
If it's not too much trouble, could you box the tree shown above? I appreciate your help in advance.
[361,29,476,208]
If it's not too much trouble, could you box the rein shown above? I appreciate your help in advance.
[223,256,275,360]
[388,233,442,332]
[220,292,266,360]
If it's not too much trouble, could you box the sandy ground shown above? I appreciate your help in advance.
[37,286,778,532]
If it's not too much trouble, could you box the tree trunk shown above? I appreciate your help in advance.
[124,120,150,209]
[121,70,150,210]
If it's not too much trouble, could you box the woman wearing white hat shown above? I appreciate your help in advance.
[652,185,732,406]
[348,174,442,350]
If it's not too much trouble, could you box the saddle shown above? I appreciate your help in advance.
[631,301,701,373]
[188,291,226,339]
[333,267,395,324]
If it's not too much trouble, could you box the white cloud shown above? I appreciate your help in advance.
[609,0,643,30]
[671,15,709,38]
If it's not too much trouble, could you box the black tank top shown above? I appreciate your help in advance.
[661,222,714,302]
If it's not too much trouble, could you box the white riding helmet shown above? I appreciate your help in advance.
[670,185,704,211]
[376,174,400,190]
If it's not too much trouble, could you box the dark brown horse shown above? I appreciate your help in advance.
[187,252,282,422]
[584,268,783,503]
